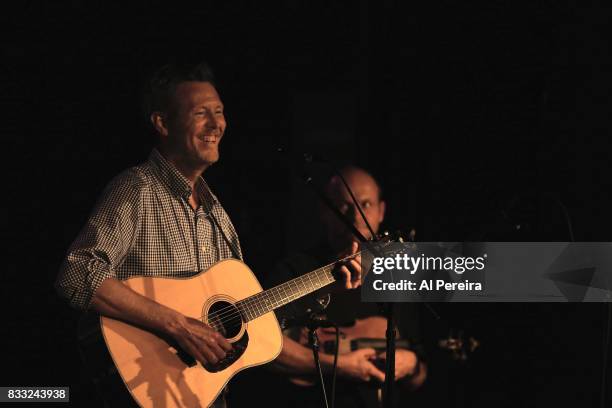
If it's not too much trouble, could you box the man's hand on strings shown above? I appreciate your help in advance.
[169,315,233,367]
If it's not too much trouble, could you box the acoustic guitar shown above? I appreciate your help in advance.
[79,239,398,408]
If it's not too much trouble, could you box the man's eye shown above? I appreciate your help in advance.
[362,201,372,209]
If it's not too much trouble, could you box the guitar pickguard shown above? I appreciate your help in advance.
[203,330,249,373]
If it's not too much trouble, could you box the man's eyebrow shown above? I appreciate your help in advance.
[194,102,224,110]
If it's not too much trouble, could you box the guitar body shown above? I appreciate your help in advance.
[98,259,282,407]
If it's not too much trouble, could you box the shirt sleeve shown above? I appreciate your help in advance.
[55,169,145,310]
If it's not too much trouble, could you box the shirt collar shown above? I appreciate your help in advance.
[147,149,220,207]
[148,148,193,199]
[148,149,220,207]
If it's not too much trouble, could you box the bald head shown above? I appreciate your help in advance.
[326,166,382,201]
[323,166,386,252]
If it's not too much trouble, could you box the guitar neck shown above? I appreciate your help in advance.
[235,235,400,323]
[236,253,360,323]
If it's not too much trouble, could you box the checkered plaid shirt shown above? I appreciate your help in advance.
[56,148,243,310]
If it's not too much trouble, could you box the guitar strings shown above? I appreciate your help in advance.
[203,266,333,326]
[205,283,319,332]
[204,245,386,335]
[203,250,363,323]
[200,251,364,329]
[197,243,390,338]
[203,250,364,326]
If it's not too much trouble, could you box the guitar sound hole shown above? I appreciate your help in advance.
[207,301,243,339]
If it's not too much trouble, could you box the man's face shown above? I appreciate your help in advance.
[323,169,386,252]
[164,81,226,169]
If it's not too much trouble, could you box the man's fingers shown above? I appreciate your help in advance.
[213,332,233,352]
[339,265,352,289]
[333,241,363,290]
[184,339,217,365]
[201,346,220,365]
[367,363,386,382]
[182,318,233,365]
[359,348,377,359]
[338,257,362,289]
[194,319,232,352]
[206,337,229,360]
[348,259,361,280]
[186,344,207,365]
[359,348,385,382]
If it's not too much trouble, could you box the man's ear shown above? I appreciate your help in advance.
[150,111,169,138]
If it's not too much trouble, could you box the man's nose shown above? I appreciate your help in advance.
[205,112,219,130]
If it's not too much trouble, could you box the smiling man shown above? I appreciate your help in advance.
[56,62,239,407]
[56,61,361,408]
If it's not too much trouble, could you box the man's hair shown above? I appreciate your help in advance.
[142,61,216,123]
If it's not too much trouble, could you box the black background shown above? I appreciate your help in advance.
[3,1,612,407]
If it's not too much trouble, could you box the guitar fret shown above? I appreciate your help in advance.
[238,248,372,323]
[241,267,339,322]
[275,286,284,307]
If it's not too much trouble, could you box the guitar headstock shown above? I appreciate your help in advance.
[364,229,418,261]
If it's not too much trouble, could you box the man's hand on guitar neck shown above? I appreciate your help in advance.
[332,241,362,291]
[91,278,232,366]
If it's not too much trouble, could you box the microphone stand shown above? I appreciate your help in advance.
[382,303,396,407]
[299,165,397,408]
[306,316,332,408]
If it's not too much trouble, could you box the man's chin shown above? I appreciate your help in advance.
[198,152,219,166]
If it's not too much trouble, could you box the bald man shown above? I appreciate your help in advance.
[323,166,386,253]
[265,166,426,408]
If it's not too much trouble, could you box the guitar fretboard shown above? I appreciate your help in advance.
[234,238,395,323]
[235,261,339,322]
